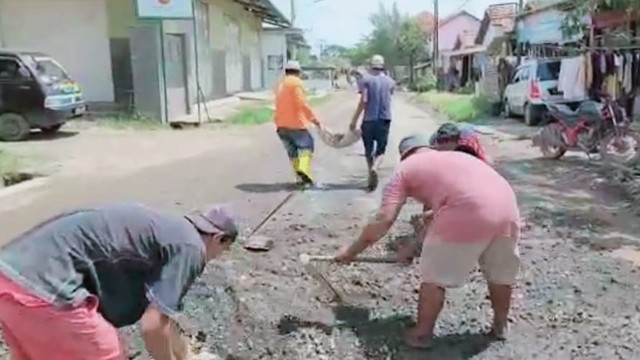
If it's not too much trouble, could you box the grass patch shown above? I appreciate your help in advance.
[416,91,492,123]
[227,94,332,125]
[98,114,165,130]
[228,105,274,125]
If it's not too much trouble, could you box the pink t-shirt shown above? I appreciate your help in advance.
[381,149,520,243]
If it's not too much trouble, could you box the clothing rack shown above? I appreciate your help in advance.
[536,43,640,52]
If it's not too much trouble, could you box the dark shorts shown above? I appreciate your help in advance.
[361,120,391,163]
[277,128,314,159]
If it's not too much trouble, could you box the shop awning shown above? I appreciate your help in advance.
[286,28,307,46]
[593,9,640,29]
[446,45,486,57]
[233,0,290,28]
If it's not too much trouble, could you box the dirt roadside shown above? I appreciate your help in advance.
[2,92,640,359]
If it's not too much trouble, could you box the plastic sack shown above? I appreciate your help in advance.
[316,126,361,148]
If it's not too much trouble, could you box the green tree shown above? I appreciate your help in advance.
[345,40,372,66]
[396,17,429,86]
[321,44,349,58]
[564,0,640,38]
[367,2,404,69]
[342,2,430,82]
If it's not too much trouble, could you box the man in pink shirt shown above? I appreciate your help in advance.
[336,134,520,348]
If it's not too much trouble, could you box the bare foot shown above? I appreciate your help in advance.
[489,324,508,341]
[404,327,433,349]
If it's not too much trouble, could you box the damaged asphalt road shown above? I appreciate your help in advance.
[3,94,640,359]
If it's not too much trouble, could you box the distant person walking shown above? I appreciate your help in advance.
[349,55,396,191]
[0,203,238,360]
[274,60,324,187]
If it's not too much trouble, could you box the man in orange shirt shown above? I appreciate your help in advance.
[274,60,323,187]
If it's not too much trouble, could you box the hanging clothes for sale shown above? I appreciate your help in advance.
[590,52,604,93]
[623,51,633,93]
[634,51,640,89]
[585,53,593,90]
[604,74,619,99]
[558,56,587,100]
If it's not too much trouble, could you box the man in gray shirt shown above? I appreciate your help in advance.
[350,55,396,191]
[0,203,238,360]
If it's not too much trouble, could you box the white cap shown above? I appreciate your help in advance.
[371,55,385,69]
[284,60,301,71]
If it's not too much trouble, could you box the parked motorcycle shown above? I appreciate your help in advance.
[532,97,640,164]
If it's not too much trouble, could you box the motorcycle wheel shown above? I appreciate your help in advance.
[599,129,640,164]
[535,124,567,159]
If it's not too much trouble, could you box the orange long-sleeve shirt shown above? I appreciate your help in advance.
[274,75,318,129]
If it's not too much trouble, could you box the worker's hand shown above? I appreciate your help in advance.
[395,241,417,265]
[335,246,355,265]
[349,120,358,132]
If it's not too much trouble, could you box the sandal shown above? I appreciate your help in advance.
[367,169,379,192]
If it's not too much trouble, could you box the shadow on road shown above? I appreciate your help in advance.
[499,155,640,249]
[277,305,495,360]
[236,181,364,193]
[27,130,79,142]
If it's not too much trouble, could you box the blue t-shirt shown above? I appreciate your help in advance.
[358,72,395,122]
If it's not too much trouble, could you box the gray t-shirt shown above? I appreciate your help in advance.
[0,203,205,328]
[359,72,395,122]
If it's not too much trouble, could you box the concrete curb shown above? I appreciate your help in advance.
[0,177,49,200]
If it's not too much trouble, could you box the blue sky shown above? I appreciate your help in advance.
[270,0,513,49]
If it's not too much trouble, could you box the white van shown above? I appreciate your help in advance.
[503,58,585,126]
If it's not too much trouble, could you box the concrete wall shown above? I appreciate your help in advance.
[262,31,287,91]
[106,0,266,121]
[0,0,114,102]
[439,14,480,52]
[438,14,480,69]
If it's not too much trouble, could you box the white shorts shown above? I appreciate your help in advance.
[419,234,520,288]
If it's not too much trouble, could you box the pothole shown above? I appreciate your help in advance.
[1,172,40,188]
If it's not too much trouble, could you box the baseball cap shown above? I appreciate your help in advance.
[284,60,301,71]
[371,55,385,69]
[185,205,239,241]
[398,134,430,160]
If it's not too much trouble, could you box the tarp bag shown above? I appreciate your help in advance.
[316,126,361,148]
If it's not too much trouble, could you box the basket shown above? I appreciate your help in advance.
[316,126,361,148]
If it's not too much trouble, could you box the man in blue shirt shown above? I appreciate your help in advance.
[350,55,396,191]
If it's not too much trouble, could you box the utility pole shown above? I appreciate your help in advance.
[433,0,439,75]
[290,0,296,26]
[516,0,523,64]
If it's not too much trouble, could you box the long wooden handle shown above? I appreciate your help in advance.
[307,255,398,264]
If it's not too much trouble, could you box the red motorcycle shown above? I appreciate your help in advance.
[532,97,640,164]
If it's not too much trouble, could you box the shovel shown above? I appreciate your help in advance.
[243,192,296,252]
[299,253,398,302]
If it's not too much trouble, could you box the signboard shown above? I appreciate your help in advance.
[136,0,194,19]
[517,9,582,44]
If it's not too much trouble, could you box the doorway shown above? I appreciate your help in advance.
[164,33,188,120]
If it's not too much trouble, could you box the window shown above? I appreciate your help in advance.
[0,58,23,80]
[512,66,530,83]
[32,57,69,81]
[536,61,561,81]
[511,69,522,83]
